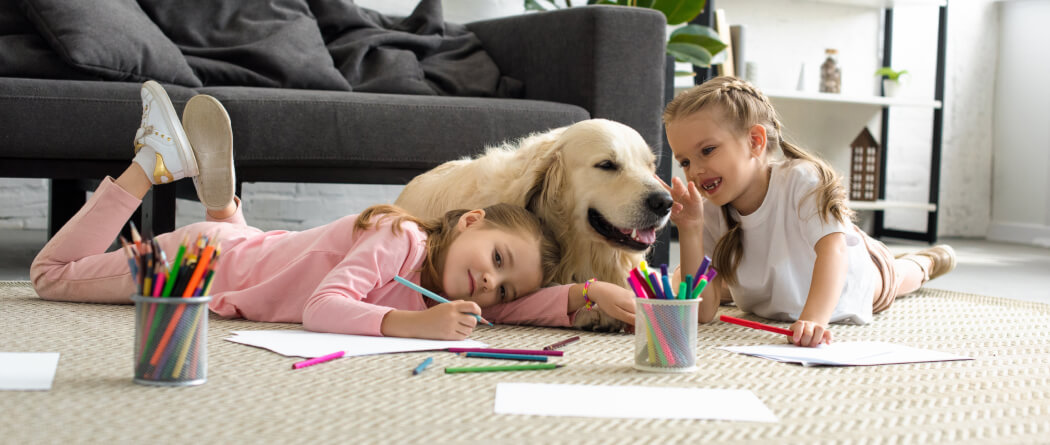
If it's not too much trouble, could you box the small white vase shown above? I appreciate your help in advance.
[882,75,908,97]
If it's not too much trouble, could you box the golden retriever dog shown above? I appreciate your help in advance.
[395,119,672,295]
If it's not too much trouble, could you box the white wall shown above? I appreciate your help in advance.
[988,0,1050,247]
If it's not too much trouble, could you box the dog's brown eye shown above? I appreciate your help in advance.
[595,160,617,171]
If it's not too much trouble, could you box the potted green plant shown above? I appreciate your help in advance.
[525,0,727,73]
[875,66,909,97]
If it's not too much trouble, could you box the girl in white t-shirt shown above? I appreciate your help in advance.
[661,77,956,347]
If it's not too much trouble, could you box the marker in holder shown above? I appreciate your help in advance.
[633,298,699,373]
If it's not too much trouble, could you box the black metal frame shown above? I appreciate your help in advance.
[873,5,948,244]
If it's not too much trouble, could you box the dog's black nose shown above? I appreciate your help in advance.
[646,192,673,215]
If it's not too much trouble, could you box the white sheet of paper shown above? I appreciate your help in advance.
[720,341,972,367]
[225,330,487,358]
[0,352,60,391]
[494,383,778,422]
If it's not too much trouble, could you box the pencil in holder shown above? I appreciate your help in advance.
[633,298,699,373]
[132,295,211,387]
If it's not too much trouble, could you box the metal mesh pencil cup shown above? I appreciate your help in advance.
[132,295,211,386]
[634,298,699,373]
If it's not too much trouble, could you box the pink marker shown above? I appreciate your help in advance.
[292,351,345,370]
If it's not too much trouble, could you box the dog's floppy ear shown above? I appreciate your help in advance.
[526,147,566,219]
[497,130,564,208]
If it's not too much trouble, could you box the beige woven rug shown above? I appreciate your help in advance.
[1,281,1048,444]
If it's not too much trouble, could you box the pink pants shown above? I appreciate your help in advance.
[30,178,261,304]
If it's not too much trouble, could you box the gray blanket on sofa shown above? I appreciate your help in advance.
[4,0,520,97]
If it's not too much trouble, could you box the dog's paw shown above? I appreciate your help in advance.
[571,307,630,333]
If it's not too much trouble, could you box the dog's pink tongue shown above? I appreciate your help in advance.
[636,228,656,244]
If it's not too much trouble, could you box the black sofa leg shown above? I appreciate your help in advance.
[142,185,177,236]
[48,179,85,238]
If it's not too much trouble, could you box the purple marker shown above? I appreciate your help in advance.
[693,256,711,289]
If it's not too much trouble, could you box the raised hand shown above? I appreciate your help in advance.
[656,175,704,232]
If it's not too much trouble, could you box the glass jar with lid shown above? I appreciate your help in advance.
[820,48,841,93]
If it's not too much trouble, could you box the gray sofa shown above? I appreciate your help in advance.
[0,2,671,264]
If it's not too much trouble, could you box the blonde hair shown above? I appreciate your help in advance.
[663,76,854,285]
[354,203,561,297]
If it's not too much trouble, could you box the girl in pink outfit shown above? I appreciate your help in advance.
[31,81,571,340]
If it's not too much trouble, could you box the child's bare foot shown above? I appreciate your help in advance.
[182,95,235,212]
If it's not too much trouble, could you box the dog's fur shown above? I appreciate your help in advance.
[395,119,672,290]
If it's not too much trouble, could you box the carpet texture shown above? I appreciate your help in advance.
[1,280,1048,444]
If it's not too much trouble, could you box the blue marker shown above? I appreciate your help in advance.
[413,357,434,375]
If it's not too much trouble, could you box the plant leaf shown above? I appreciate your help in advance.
[669,25,727,57]
[649,0,707,25]
[525,0,562,11]
[667,42,712,67]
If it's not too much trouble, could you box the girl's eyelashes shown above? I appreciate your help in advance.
[677,146,717,169]
[499,285,507,301]
[493,249,502,268]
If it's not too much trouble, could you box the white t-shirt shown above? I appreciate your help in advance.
[701,160,876,325]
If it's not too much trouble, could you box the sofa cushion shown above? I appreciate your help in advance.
[137,0,350,91]
[20,0,201,87]
[0,78,199,162]
[196,86,587,170]
[0,2,94,80]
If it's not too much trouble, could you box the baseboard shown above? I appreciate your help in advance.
[986,221,1050,248]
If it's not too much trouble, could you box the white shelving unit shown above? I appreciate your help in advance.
[681,0,947,240]
[812,0,945,8]
[848,199,936,211]
[762,89,941,109]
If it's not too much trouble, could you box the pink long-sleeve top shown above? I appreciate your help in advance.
[209,214,572,336]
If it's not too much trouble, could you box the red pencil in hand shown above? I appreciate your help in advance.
[719,315,793,336]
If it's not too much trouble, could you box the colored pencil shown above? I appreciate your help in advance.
[719,315,793,336]
[161,235,188,297]
[464,352,549,362]
[394,275,492,326]
[444,364,563,374]
[412,357,433,375]
[542,335,580,350]
[446,347,562,356]
[292,351,346,370]
[171,303,205,378]
[150,242,216,366]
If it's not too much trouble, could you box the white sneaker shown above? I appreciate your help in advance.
[132,81,198,184]
[182,94,235,211]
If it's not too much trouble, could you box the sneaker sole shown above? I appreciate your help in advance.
[182,95,234,211]
[142,81,198,178]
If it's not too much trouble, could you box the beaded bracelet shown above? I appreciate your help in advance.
[582,278,597,310]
